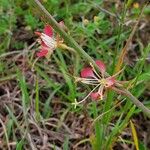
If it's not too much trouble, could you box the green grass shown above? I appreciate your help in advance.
[0,0,150,149]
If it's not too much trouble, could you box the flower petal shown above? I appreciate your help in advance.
[41,41,47,47]
[59,21,67,31]
[95,60,106,75]
[81,67,95,78]
[37,49,48,57]
[90,92,101,100]
[35,31,41,36]
[59,21,64,27]
[44,25,53,37]
[106,77,115,87]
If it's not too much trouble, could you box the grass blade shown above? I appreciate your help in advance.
[115,5,144,73]
[35,77,40,121]
[130,120,139,150]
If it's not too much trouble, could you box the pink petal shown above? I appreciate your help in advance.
[90,92,101,100]
[44,25,53,37]
[37,49,48,57]
[59,21,64,27]
[95,60,106,75]
[35,31,41,36]
[59,21,68,31]
[106,77,115,87]
[81,67,95,78]
[41,41,47,47]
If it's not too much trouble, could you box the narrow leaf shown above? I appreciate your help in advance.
[130,120,139,150]
[115,5,145,73]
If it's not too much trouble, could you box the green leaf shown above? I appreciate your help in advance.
[63,136,69,150]
[130,120,139,150]
[138,72,150,82]
[16,140,24,150]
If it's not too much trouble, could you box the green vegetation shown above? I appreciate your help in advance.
[0,0,150,149]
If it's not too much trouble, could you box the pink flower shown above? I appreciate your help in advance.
[35,22,64,58]
[73,60,116,108]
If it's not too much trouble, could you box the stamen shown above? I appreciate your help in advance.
[98,85,104,100]
[112,67,125,78]
[75,77,98,81]
[72,84,100,108]
[99,78,107,85]
[90,63,101,79]
[81,81,99,85]
[41,33,56,48]
[74,77,99,85]
[81,79,99,85]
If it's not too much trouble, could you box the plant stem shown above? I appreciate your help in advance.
[113,87,150,117]
[32,0,150,117]
[120,88,150,117]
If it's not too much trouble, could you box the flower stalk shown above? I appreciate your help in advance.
[32,0,150,117]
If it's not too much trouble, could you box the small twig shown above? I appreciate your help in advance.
[0,51,21,58]
[0,42,36,59]
[31,57,39,72]
[88,0,120,20]
[0,117,11,150]
[0,74,16,83]
[73,138,90,149]
[27,133,38,150]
